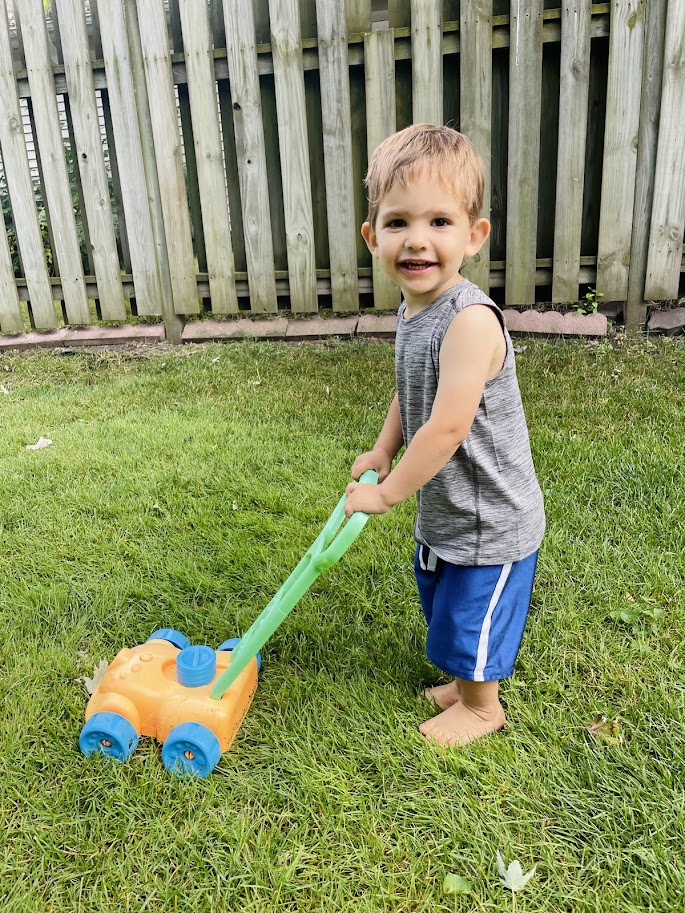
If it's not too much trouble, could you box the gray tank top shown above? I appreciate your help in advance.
[395,279,545,566]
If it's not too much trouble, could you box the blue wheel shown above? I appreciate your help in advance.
[161,722,221,778]
[218,637,262,672]
[148,628,190,650]
[79,711,139,762]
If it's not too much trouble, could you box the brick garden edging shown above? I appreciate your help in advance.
[0,309,614,352]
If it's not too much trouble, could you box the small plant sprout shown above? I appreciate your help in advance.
[575,286,604,315]
[497,852,536,910]
[587,713,622,745]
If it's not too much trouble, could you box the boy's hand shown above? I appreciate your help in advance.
[344,481,392,517]
[351,447,392,482]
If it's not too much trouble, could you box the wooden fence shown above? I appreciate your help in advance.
[0,0,683,341]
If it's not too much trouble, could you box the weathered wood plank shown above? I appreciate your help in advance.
[269,0,318,313]
[59,0,126,320]
[179,0,238,313]
[345,0,371,33]
[222,0,278,312]
[644,1,685,301]
[505,0,544,305]
[0,1,55,328]
[98,0,163,315]
[168,0,206,277]
[18,0,90,324]
[460,0,493,292]
[364,28,401,311]
[552,0,591,302]
[0,218,23,333]
[411,0,442,124]
[388,0,410,29]
[626,0,666,328]
[137,0,199,315]
[315,0,359,311]
[596,0,644,301]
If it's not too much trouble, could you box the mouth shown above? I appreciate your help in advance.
[398,260,437,273]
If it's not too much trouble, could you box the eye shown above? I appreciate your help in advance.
[385,218,405,229]
[432,217,451,227]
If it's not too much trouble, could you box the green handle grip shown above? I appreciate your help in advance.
[210,470,379,699]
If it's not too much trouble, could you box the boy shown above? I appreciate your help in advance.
[344,124,545,746]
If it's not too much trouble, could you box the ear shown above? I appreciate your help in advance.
[361,221,378,255]
[464,218,491,257]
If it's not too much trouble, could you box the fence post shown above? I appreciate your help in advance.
[460,0,493,294]
[506,0,544,305]
[625,0,667,331]
[643,0,685,306]
[125,0,183,343]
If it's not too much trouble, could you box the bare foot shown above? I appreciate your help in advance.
[419,700,505,747]
[419,680,462,710]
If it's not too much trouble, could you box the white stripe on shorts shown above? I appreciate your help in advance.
[473,562,513,681]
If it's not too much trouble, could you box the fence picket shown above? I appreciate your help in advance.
[346,0,371,33]
[18,0,90,324]
[388,0,410,28]
[364,27,400,311]
[315,0,359,311]
[552,0,591,303]
[137,0,199,315]
[596,0,644,301]
[98,0,163,315]
[179,0,238,314]
[0,213,23,333]
[505,0,543,305]
[222,0,278,312]
[269,0,317,313]
[0,1,55,328]
[58,0,126,320]
[626,0,667,329]
[411,0,442,125]
[644,2,685,301]
[459,0,492,293]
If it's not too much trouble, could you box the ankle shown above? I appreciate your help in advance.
[457,679,503,721]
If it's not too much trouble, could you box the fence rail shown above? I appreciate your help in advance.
[0,0,683,340]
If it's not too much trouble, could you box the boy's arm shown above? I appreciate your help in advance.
[351,393,404,482]
[344,306,502,516]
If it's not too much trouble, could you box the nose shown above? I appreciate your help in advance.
[404,225,427,251]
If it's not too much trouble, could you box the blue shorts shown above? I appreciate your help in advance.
[414,545,538,682]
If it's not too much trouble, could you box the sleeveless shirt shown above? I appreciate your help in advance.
[395,279,545,566]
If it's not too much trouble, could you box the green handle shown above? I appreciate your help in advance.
[210,470,379,699]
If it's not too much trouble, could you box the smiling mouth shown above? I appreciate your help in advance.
[399,260,437,272]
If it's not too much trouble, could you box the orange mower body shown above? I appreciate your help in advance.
[80,632,259,776]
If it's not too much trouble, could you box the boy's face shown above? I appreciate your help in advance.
[362,170,489,313]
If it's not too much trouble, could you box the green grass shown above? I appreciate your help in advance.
[0,336,684,912]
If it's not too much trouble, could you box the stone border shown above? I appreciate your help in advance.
[0,308,617,352]
[502,309,608,337]
[0,323,165,351]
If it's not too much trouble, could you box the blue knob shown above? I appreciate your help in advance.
[176,645,217,687]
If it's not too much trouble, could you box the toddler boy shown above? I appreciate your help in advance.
[344,124,545,746]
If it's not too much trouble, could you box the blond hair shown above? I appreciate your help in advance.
[365,124,485,227]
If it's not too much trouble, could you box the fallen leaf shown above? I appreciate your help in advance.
[0,385,9,394]
[497,851,536,892]
[78,660,109,695]
[26,437,53,450]
[443,873,471,894]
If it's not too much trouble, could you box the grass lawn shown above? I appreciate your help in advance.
[0,335,684,912]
